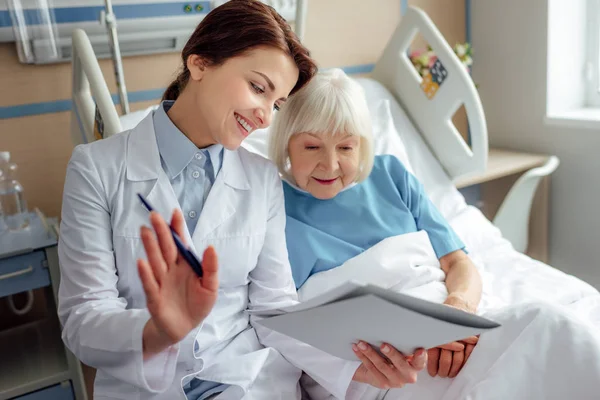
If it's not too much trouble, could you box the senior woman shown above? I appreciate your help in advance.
[267,68,600,400]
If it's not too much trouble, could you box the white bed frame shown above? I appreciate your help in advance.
[71,28,122,146]
[70,4,487,182]
[372,7,487,181]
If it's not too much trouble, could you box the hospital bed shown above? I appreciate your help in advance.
[69,2,600,348]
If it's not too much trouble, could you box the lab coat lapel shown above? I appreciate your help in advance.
[126,112,195,246]
[125,113,161,182]
[146,174,195,245]
[191,149,250,242]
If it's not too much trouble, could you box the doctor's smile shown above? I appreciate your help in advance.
[234,112,255,137]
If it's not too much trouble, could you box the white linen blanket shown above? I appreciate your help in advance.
[297,209,600,400]
[297,230,505,315]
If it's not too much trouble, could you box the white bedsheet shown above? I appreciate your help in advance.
[298,211,600,400]
[297,231,444,304]
[353,77,600,321]
[296,230,504,316]
[450,205,600,325]
[298,209,600,325]
[119,105,158,131]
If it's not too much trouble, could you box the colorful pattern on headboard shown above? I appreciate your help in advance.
[420,59,448,99]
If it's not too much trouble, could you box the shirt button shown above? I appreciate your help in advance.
[192,171,200,179]
[188,210,197,219]
[195,153,202,160]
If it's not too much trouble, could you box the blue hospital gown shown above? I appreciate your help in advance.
[283,155,466,289]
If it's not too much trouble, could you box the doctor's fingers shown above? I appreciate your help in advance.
[200,246,219,292]
[169,209,187,245]
[140,225,168,282]
[149,212,178,267]
[137,258,160,307]
[382,344,424,384]
[355,342,417,387]
[407,348,428,370]
[353,345,391,388]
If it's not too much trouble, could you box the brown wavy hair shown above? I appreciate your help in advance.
[162,0,317,101]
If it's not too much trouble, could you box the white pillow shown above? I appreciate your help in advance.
[119,105,159,132]
[370,99,414,174]
[297,230,444,302]
[241,99,414,174]
[240,124,271,158]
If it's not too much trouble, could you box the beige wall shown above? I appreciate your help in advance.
[409,0,466,47]
[0,0,465,219]
[0,47,181,218]
[472,0,600,289]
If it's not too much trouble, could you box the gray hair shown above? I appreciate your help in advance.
[268,68,375,183]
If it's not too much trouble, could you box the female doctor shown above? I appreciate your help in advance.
[53,1,370,399]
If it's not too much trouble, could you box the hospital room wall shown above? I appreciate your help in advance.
[0,0,466,220]
[472,0,600,289]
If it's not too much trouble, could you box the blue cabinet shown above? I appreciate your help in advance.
[11,382,74,400]
[0,213,87,400]
[0,250,50,298]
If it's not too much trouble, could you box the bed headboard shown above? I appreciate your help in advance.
[71,28,122,146]
[371,6,488,182]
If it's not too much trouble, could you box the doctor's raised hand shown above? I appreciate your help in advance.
[138,209,219,358]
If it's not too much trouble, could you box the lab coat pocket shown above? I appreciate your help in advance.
[205,233,265,288]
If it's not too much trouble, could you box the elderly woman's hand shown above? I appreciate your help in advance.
[427,336,478,378]
[352,341,427,389]
[427,294,479,378]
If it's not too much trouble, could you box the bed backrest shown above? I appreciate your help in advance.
[371,6,488,182]
[71,28,122,146]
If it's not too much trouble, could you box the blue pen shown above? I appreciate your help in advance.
[137,193,204,278]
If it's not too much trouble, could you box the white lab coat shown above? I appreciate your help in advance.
[57,113,367,400]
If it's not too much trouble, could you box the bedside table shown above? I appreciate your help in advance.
[0,212,88,400]
[455,147,554,263]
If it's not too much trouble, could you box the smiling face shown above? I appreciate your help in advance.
[287,131,361,199]
[269,69,375,194]
[183,46,299,150]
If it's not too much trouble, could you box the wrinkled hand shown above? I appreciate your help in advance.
[352,341,427,389]
[138,210,219,351]
[427,295,479,378]
[427,336,478,378]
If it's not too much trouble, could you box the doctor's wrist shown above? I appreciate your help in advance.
[143,318,176,359]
